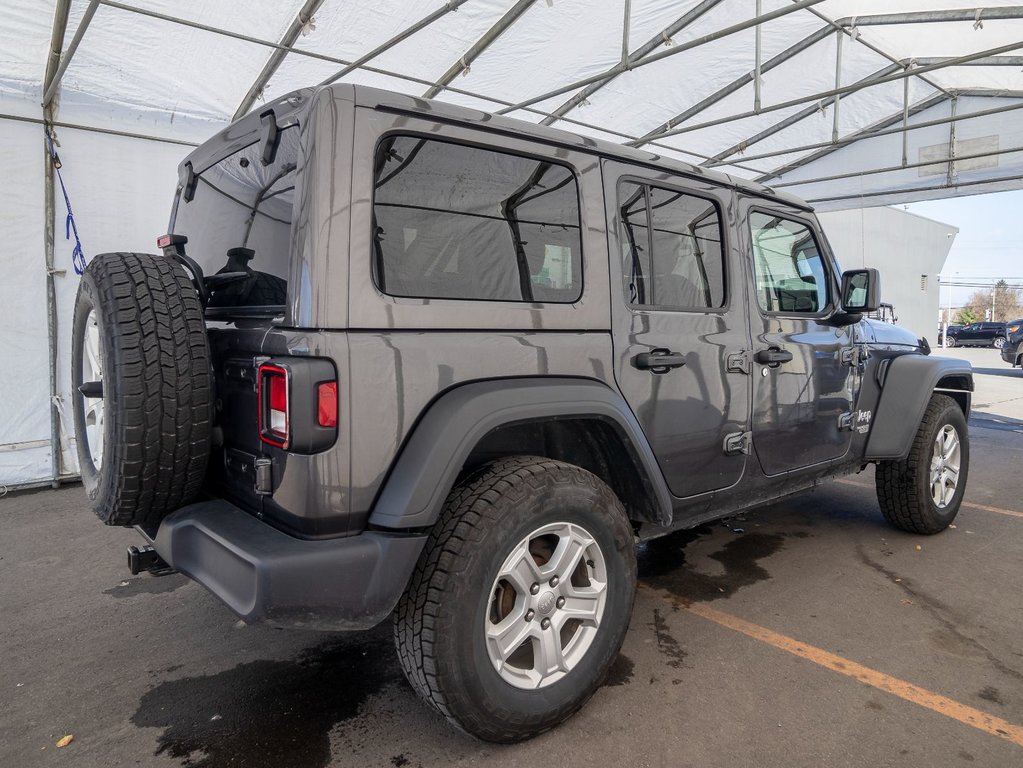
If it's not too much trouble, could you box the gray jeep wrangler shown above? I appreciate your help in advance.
[72,85,973,742]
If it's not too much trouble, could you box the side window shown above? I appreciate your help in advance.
[372,136,582,303]
[749,212,829,314]
[618,181,726,309]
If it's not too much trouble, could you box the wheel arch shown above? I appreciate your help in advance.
[367,378,674,530]
[865,355,973,461]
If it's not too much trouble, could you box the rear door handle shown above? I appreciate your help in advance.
[632,348,687,373]
[755,348,793,366]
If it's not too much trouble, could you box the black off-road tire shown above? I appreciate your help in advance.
[875,394,968,535]
[72,252,211,527]
[393,456,636,743]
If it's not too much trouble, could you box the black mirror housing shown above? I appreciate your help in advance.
[841,268,880,313]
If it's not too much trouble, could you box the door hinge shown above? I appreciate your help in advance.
[841,345,867,369]
[726,350,751,375]
[723,430,752,456]
[837,411,854,431]
[254,457,273,495]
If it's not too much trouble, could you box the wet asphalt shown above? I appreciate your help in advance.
[2,347,1021,767]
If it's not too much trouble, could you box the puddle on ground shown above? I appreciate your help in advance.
[132,630,398,768]
[603,653,634,686]
[638,527,786,602]
[103,573,189,598]
[649,608,688,669]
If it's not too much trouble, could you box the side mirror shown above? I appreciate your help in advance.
[841,268,880,313]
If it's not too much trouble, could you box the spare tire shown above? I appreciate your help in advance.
[72,253,212,527]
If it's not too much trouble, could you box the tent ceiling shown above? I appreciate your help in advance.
[3,0,1023,208]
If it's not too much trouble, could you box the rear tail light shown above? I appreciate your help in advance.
[258,364,290,448]
[258,360,338,452]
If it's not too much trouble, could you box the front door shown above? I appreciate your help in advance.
[606,162,751,499]
[741,202,857,475]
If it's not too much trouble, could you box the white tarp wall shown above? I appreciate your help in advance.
[2,0,1022,487]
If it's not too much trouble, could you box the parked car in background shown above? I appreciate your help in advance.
[937,324,961,345]
[945,321,1007,348]
[1001,319,1023,367]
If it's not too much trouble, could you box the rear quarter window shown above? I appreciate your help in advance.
[372,136,583,303]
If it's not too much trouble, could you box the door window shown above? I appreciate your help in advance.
[619,182,726,310]
[749,212,829,314]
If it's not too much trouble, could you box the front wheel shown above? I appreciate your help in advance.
[875,394,968,534]
[393,457,636,742]
[994,337,1007,349]
[945,336,956,348]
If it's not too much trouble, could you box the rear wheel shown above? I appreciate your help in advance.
[945,336,956,348]
[875,394,968,534]
[72,253,211,527]
[393,457,636,742]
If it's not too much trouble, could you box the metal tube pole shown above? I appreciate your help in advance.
[832,29,842,142]
[497,0,827,115]
[754,0,762,113]
[42,0,73,488]
[902,68,910,166]
[424,0,538,99]
[771,142,1023,188]
[233,0,327,120]
[542,0,724,126]
[947,94,959,186]
[634,40,1023,145]
[621,0,632,66]
[704,100,1023,168]
[804,171,1023,205]
[318,0,471,87]
[42,0,100,107]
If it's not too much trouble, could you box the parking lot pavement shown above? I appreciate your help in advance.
[3,361,1021,768]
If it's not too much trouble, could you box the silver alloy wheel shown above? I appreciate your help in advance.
[485,521,608,690]
[82,309,105,471]
[994,337,1006,349]
[930,424,961,508]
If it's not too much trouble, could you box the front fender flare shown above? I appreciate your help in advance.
[367,377,673,529]
[865,355,973,460]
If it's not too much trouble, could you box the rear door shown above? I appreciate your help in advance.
[605,161,751,499]
[740,200,857,475]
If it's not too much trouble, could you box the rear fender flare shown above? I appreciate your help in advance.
[865,355,973,460]
[367,378,673,529]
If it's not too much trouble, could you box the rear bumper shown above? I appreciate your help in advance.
[151,500,427,630]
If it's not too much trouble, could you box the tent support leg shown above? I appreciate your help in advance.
[902,71,910,166]
[947,94,959,186]
[42,0,73,489]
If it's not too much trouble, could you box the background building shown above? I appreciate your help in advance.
[819,207,957,341]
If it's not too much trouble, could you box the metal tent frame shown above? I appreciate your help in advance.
[10,0,1023,488]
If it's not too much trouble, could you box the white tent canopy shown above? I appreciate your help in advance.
[2,1,1022,487]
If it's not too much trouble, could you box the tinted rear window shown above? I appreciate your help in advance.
[372,136,582,303]
[170,126,299,310]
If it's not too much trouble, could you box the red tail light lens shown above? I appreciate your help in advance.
[258,364,289,448]
[317,381,338,428]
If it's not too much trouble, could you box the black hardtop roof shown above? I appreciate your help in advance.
[182,83,811,211]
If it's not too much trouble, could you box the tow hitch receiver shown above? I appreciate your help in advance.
[127,544,175,576]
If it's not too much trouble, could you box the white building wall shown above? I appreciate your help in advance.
[818,207,957,342]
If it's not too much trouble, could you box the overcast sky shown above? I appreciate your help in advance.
[902,189,1023,306]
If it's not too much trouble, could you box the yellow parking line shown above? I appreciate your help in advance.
[642,586,1023,748]
[835,478,1023,519]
